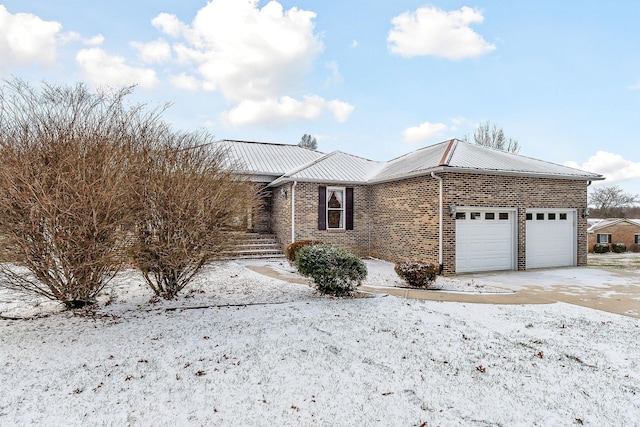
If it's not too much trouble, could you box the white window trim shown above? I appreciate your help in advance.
[635,234,640,244]
[597,233,611,244]
[326,186,346,230]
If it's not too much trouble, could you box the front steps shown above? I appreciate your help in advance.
[224,233,285,260]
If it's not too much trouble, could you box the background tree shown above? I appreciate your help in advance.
[0,79,160,308]
[588,185,640,218]
[129,133,257,299]
[298,133,318,150]
[463,121,520,154]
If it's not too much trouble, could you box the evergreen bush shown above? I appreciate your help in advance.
[593,243,610,253]
[611,242,627,253]
[296,244,367,296]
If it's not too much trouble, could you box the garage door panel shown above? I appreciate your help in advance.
[456,210,515,273]
[526,210,576,269]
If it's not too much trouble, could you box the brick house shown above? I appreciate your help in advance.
[222,139,603,275]
[587,218,640,252]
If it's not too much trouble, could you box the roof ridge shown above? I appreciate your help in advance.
[384,139,452,164]
[438,139,457,166]
[267,151,340,187]
[220,139,322,152]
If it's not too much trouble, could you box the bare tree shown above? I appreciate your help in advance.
[298,133,318,150]
[0,79,163,308]
[463,121,520,154]
[588,185,640,218]
[129,133,257,299]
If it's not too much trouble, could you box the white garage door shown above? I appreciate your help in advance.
[456,209,516,274]
[526,210,576,269]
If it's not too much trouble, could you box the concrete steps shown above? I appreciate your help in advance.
[224,233,285,260]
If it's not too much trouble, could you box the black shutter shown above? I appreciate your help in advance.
[318,186,326,230]
[345,187,354,230]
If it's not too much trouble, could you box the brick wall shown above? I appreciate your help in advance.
[587,222,640,251]
[442,173,589,274]
[271,183,292,249]
[278,182,371,256]
[267,173,589,275]
[369,177,440,265]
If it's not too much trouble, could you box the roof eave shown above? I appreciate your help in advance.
[268,177,368,187]
[367,166,604,184]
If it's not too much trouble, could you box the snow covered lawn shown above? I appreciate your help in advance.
[1,261,639,426]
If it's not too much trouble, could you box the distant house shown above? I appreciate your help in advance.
[222,139,603,275]
[587,218,640,252]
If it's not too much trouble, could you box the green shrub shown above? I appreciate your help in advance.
[593,243,610,253]
[612,242,627,253]
[296,244,367,296]
[394,262,438,288]
[630,243,640,253]
[285,239,322,262]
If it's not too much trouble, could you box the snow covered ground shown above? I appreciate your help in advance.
[1,260,639,426]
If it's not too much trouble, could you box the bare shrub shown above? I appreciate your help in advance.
[285,240,322,262]
[129,133,257,299]
[0,80,162,308]
[394,261,438,289]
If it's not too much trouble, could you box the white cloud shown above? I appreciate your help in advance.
[76,48,159,90]
[324,61,343,86]
[170,73,200,91]
[131,40,172,64]
[0,5,61,70]
[388,5,496,60]
[152,12,188,38]
[59,32,104,46]
[326,100,354,122]
[565,151,640,183]
[222,95,354,127]
[148,0,350,126]
[403,121,448,143]
[153,0,322,101]
[350,40,358,48]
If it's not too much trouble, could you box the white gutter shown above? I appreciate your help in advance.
[431,172,443,271]
[291,181,297,243]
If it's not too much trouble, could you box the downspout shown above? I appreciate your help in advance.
[291,181,297,244]
[431,172,443,273]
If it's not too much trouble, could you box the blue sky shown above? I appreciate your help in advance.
[1,0,639,195]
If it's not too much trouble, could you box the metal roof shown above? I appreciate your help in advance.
[219,140,324,176]
[269,151,381,186]
[219,139,604,185]
[369,140,451,183]
[369,139,604,183]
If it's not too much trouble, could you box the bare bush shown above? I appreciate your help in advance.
[129,133,257,299]
[0,79,165,308]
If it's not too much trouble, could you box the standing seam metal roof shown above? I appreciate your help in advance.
[220,139,604,185]
[369,139,604,183]
[219,140,324,175]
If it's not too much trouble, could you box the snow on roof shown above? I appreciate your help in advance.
[220,139,604,185]
[587,218,640,232]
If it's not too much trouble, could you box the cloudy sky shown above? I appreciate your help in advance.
[1,0,639,194]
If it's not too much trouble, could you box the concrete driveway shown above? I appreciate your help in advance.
[244,259,640,319]
[458,267,640,319]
